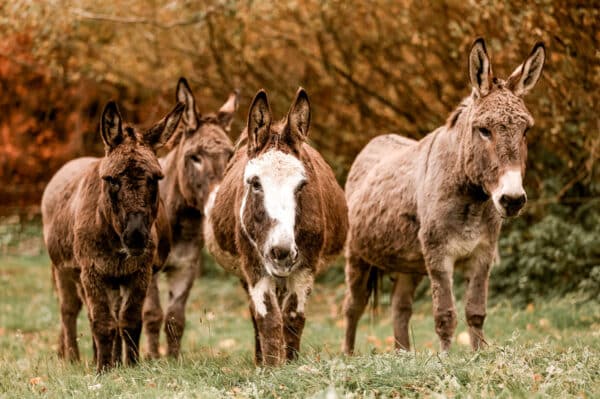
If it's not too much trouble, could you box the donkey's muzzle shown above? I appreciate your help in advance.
[499,193,526,217]
[123,213,150,255]
[267,244,299,277]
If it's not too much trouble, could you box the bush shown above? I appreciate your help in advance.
[492,201,600,304]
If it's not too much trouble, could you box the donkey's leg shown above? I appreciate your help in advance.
[81,268,117,373]
[54,266,83,361]
[250,307,263,364]
[391,273,424,351]
[282,293,306,361]
[241,280,263,364]
[164,261,197,357]
[106,288,123,366]
[343,255,373,355]
[142,273,163,359]
[464,251,493,350]
[249,276,284,366]
[423,251,457,352]
[120,268,151,366]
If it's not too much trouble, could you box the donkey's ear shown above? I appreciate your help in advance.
[100,101,124,150]
[283,87,310,150]
[507,42,546,97]
[247,89,271,156]
[176,77,199,132]
[144,102,185,150]
[217,89,240,132]
[469,38,493,98]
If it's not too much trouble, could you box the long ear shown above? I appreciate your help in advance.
[144,102,185,150]
[507,42,546,97]
[282,87,310,151]
[217,89,240,132]
[176,77,199,132]
[100,101,124,151]
[469,38,493,98]
[246,89,271,156]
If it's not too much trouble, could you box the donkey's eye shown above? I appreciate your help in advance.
[295,180,307,194]
[190,154,202,164]
[249,178,262,192]
[103,177,120,192]
[478,127,492,139]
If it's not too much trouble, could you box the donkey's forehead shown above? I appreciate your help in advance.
[244,149,306,183]
[474,88,534,127]
[99,144,162,178]
[184,124,233,152]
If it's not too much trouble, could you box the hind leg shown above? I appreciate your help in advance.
[164,262,197,357]
[391,273,424,350]
[54,266,82,362]
[143,274,163,359]
[343,255,374,355]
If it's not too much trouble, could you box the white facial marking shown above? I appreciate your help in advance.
[240,150,306,273]
[492,168,525,215]
[249,276,274,317]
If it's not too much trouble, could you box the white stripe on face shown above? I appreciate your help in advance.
[242,150,306,270]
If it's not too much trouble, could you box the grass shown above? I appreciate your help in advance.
[0,254,598,398]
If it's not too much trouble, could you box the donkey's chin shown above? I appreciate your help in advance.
[491,200,523,219]
[264,260,300,278]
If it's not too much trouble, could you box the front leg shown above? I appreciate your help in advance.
[464,247,494,350]
[81,267,116,373]
[421,247,457,352]
[282,268,313,361]
[164,260,197,357]
[120,268,152,365]
[248,276,284,366]
[142,273,163,359]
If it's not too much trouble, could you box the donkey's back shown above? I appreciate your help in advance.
[42,157,99,265]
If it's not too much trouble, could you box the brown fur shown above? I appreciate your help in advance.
[142,78,238,358]
[344,39,545,354]
[42,101,183,372]
[205,89,348,366]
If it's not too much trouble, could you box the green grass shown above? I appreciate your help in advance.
[0,254,598,398]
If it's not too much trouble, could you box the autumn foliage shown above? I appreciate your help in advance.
[0,1,598,215]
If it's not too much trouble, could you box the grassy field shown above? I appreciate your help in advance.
[0,254,598,398]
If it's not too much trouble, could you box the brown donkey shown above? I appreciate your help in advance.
[344,39,545,354]
[143,77,239,358]
[42,101,184,372]
[205,88,348,365]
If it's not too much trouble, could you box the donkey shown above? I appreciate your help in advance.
[42,101,184,372]
[344,38,545,354]
[142,77,239,358]
[205,88,348,366]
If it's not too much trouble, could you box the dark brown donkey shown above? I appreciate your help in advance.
[205,88,348,366]
[42,101,184,372]
[142,77,238,358]
[344,38,545,353]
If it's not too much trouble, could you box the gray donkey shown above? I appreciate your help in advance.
[42,101,184,372]
[344,38,545,354]
[142,78,239,358]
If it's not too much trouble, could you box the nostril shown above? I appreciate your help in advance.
[270,246,291,262]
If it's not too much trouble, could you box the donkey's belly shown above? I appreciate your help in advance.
[203,215,242,278]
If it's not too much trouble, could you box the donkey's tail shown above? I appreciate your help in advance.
[367,267,382,314]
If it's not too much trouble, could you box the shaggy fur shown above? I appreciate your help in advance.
[344,38,545,354]
[142,78,238,358]
[42,101,183,372]
[205,89,348,366]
